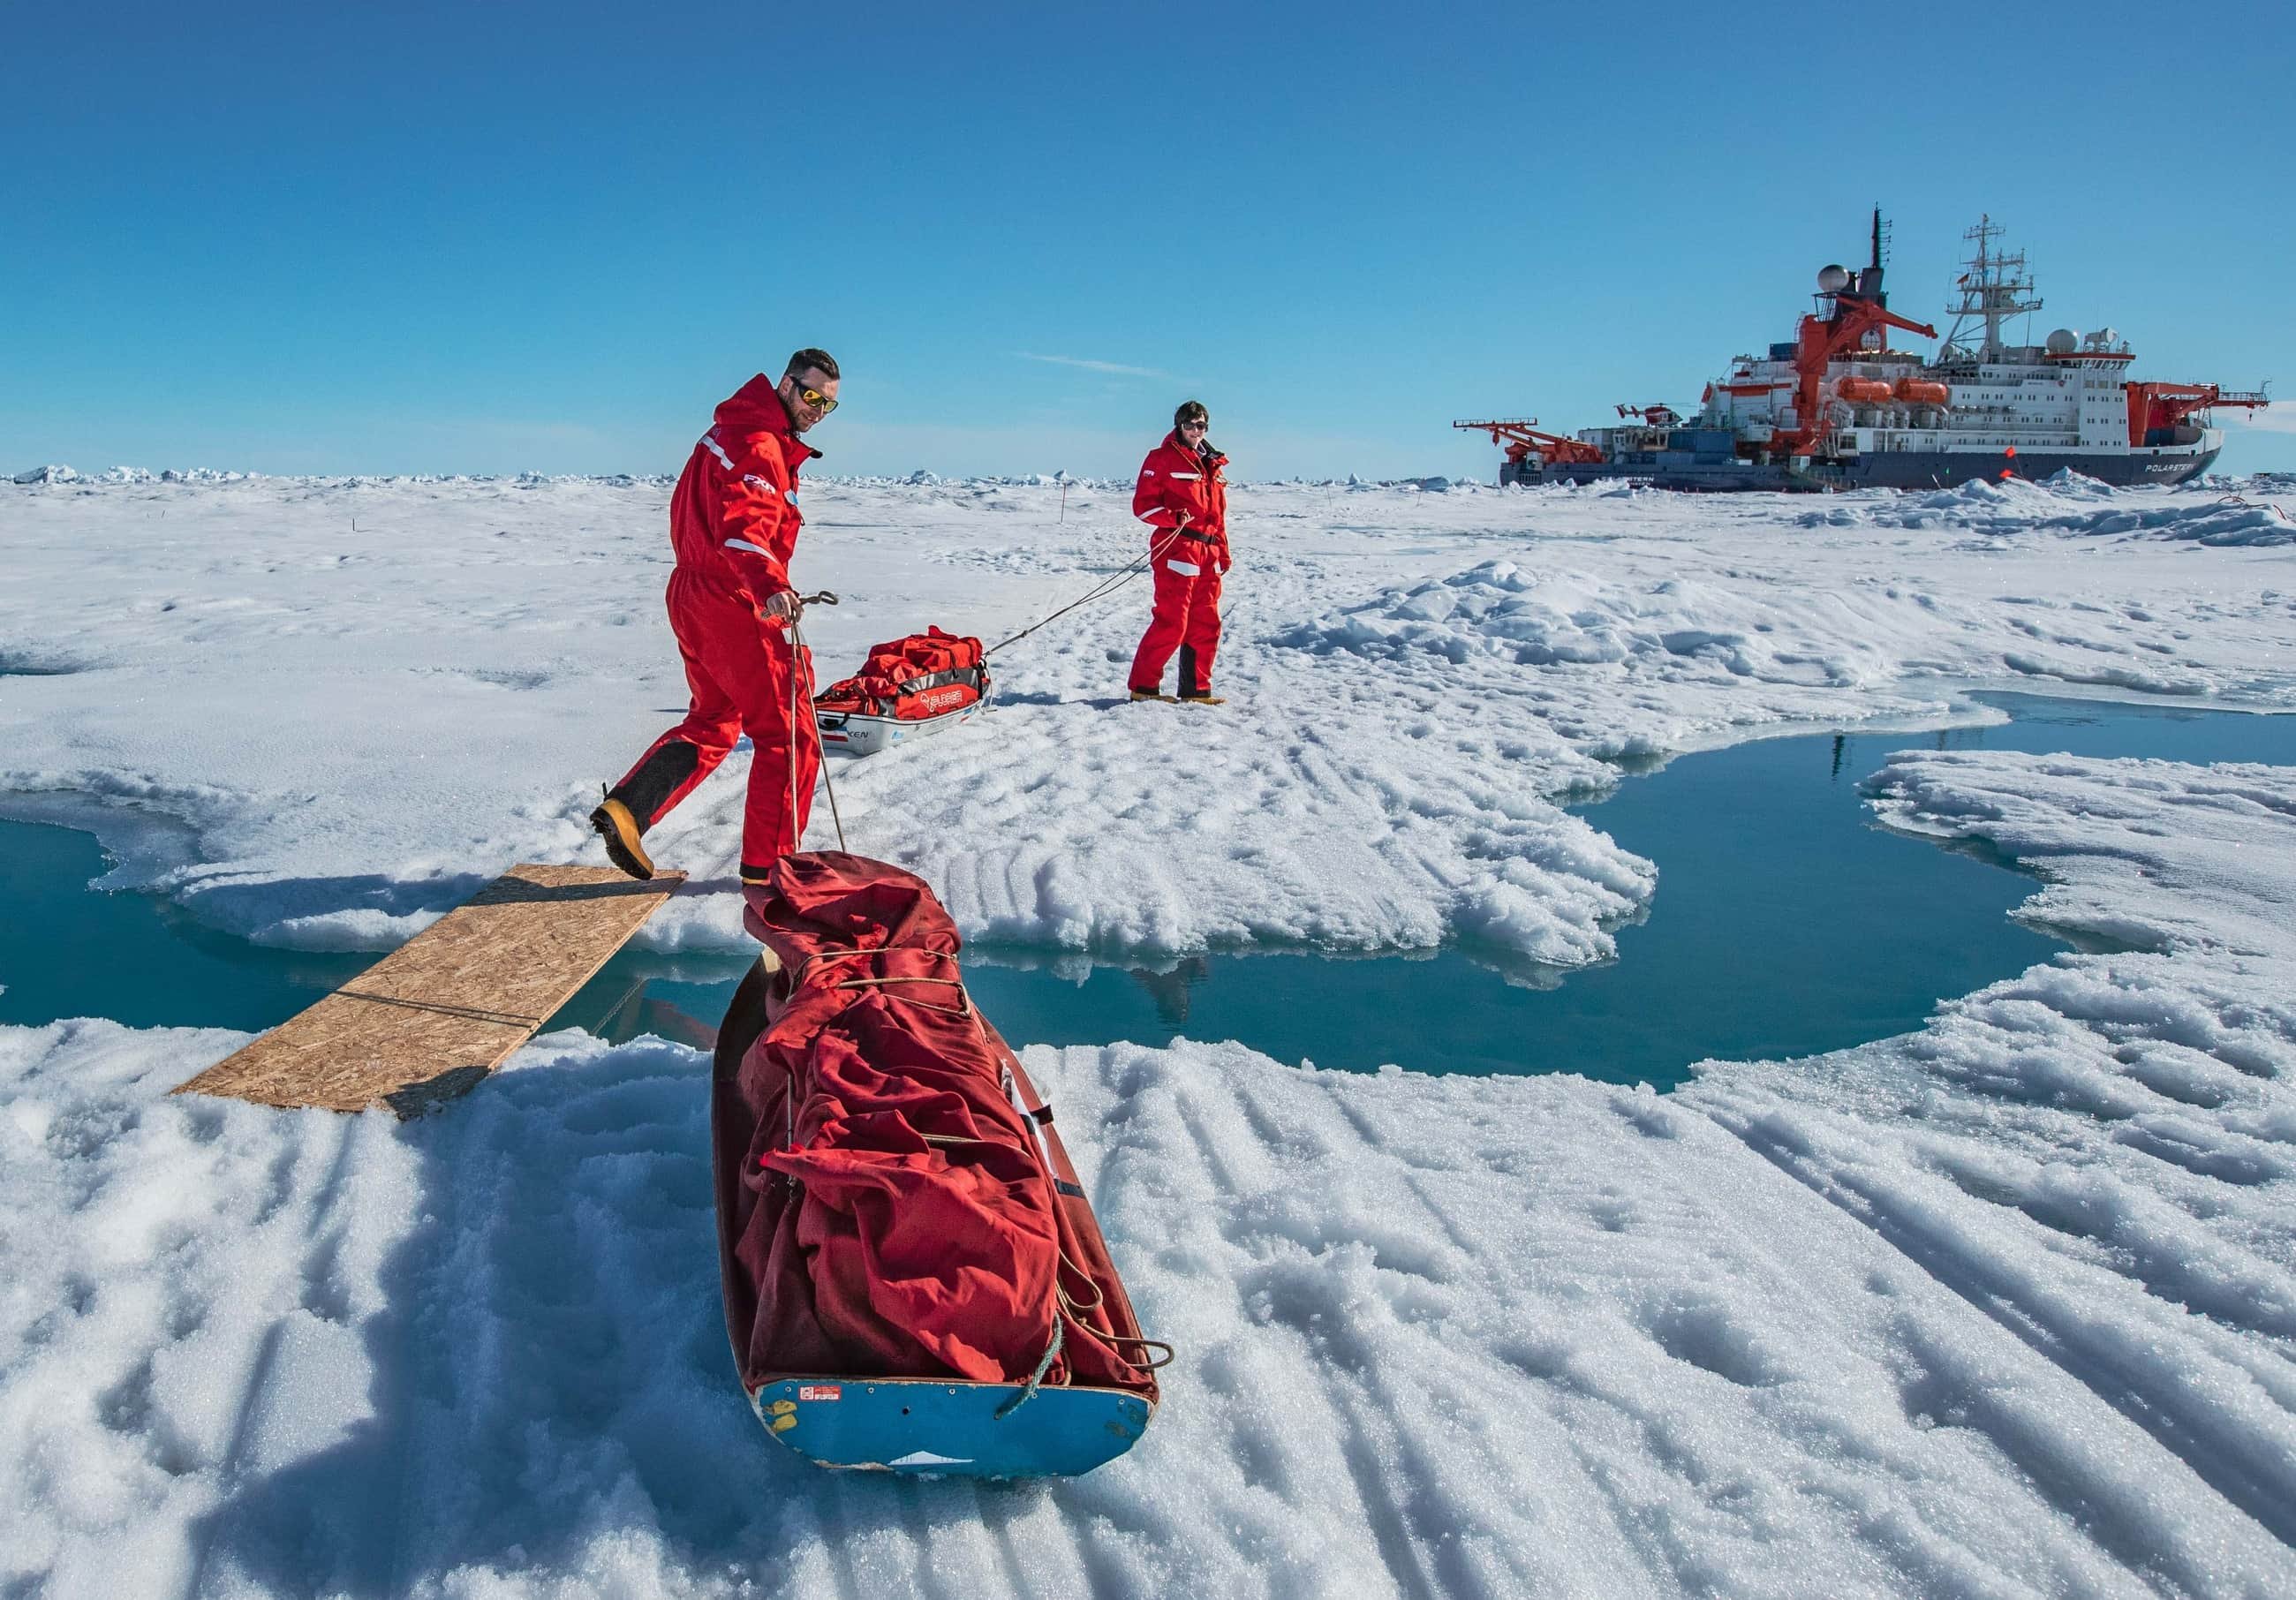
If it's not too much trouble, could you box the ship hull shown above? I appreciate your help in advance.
[1835,446,2219,490]
[1522,444,2220,494]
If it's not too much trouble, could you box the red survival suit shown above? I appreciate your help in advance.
[607,376,824,880]
[1127,432,1231,698]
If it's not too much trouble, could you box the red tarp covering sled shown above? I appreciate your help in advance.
[812,626,988,722]
[712,852,1160,1407]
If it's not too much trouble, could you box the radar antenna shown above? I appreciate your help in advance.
[1943,215,2042,362]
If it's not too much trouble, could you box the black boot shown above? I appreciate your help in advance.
[1175,645,1221,704]
[593,740,702,880]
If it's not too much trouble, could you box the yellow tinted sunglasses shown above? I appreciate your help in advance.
[797,383,838,415]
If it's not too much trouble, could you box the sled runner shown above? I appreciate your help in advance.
[815,701,982,756]
[813,626,989,757]
[713,854,1167,1478]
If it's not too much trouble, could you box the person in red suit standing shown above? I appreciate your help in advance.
[1127,400,1230,704]
[591,351,841,883]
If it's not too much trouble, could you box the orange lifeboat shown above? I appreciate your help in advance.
[1895,378,1951,405]
[1834,377,1895,405]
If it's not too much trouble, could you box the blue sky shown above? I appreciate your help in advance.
[8,1,2292,480]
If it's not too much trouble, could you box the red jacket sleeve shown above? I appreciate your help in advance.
[1131,451,1182,533]
[713,431,796,596]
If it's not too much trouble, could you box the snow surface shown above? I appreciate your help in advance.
[1795,473,2296,546]
[4,470,2296,1596]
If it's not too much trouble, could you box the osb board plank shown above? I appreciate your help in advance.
[174,864,684,1115]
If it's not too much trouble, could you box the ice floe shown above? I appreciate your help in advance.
[4,472,2295,1595]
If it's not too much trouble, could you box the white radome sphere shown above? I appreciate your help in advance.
[1817,264,1851,293]
[2045,328,2079,354]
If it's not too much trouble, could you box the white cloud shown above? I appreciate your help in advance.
[1016,352,1179,381]
[2229,405,2296,435]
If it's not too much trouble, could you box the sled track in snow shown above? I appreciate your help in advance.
[1711,1101,2296,1566]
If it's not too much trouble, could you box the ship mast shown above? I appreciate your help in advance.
[1943,215,2042,362]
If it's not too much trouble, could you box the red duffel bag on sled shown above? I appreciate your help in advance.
[712,852,1167,1477]
[813,627,989,756]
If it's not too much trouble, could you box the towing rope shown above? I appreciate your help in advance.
[982,524,1190,659]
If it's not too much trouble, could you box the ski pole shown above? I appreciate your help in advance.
[786,592,848,853]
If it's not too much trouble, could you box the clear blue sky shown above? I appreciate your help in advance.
[8,0,2292,481]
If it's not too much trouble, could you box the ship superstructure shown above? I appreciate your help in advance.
[1459,214,2267,491]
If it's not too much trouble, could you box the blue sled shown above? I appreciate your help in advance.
[751,1376,1153,1478]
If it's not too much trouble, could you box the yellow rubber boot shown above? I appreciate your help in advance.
[589,797,655,880]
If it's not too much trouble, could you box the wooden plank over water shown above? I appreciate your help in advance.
[175,864,685,1115]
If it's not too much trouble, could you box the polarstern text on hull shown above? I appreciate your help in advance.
[1457,214,2270,492]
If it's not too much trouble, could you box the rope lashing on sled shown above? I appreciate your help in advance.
[997,1256,1175,1418]
[992,1237,1118,1423]
[1054,1246,1171,1367]
[987,1211,1097,1423]
[1056,1250,1107,1328]
[831,975,972,1016]
[766,947,1181,1410]
[786,593,848,851]
[982,525,1190,659]
[788,945,974,1017]
[1110,1334,1178,1370]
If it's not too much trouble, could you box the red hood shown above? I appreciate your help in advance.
[717,374,822,460]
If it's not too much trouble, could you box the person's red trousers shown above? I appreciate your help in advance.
[1129,555,1223,696]
[608,569,819,877]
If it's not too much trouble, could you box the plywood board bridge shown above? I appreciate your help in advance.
[175,863,684,1116]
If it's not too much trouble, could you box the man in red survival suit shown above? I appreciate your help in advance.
[590,351,841,884]
[1128,399,1231,704]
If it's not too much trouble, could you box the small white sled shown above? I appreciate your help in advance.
[816,700,984,757]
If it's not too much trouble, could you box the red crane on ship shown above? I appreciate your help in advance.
[2123,381,2270,447]
[1450,418,1605,472]
[1773,288,1937,457]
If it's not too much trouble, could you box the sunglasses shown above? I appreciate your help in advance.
[795,383,838,415]
[1180,419,1208,432]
